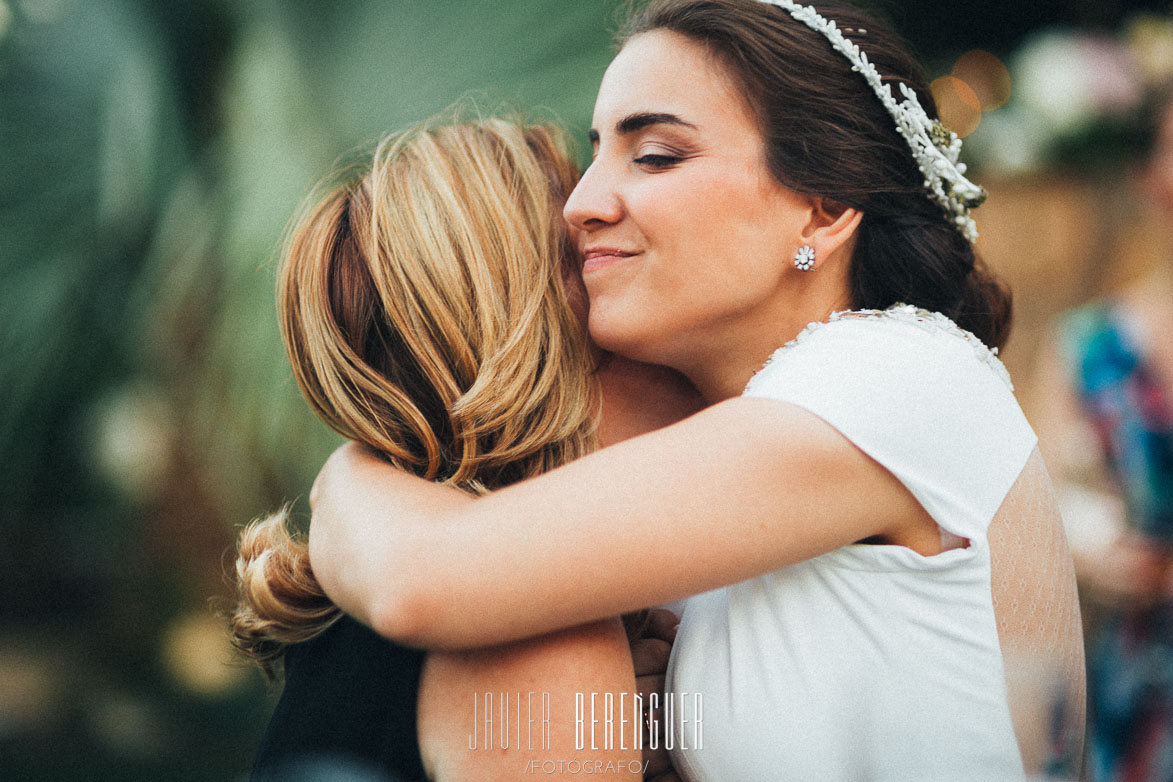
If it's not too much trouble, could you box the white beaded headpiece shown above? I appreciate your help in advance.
[756,0,986,242]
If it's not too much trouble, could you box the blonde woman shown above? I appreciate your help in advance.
[232,119,696,781]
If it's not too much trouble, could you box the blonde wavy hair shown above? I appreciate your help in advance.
[231,118,598,676]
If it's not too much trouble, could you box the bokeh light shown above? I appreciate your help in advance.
[88,386,175,504]
[953,50,1012,111]
[162,612,250,697]
[931,75,983,137]
[0,647,61,735]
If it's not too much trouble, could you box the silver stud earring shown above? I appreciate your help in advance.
[794,245,816,271]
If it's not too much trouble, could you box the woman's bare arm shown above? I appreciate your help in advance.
[309,397,929,649]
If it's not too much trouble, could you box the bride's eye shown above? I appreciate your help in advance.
[633,153,683,168]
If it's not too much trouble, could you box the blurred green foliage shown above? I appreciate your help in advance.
[0,1,623,778]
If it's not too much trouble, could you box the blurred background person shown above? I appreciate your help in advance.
[1034,84,1173,782]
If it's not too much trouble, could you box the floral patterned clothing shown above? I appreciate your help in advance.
[1063,303,1173,782]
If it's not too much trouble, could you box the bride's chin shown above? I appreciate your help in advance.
[587,318,662,368]
[587,305,632,351]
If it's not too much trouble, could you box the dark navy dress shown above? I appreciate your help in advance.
[251,616,429,782]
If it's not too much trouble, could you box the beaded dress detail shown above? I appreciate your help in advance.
[751,303,1013,391]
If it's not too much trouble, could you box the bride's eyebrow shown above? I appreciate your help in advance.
[587,112,699,144]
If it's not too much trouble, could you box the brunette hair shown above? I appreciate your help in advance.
[621,0,1012,349]
[231,119,598,676]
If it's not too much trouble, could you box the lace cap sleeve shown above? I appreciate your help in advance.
[743,306,1037,540]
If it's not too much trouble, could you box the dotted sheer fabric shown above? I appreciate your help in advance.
[988,448,1086,778]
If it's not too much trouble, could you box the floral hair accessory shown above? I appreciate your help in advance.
[758,0,987,242]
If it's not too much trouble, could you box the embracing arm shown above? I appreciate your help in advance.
[309,397,928,649]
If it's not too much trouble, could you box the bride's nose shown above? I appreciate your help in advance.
[564,157,623,232]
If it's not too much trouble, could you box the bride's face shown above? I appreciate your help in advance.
[564,30,811,368]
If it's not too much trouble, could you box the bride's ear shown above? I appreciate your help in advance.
[802,198,863,267]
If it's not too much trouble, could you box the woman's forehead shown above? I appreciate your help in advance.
[592,30,750,132]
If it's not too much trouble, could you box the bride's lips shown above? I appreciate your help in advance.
[583,247,640,274]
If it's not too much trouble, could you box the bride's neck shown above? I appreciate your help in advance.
[595,356,706,447]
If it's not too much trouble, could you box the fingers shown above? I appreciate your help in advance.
[637,674,665,702]
[631,608,676,677]
[630,610,678,779]
[631,637,672,678]
[637,669,666,775]
[645,608,679,643]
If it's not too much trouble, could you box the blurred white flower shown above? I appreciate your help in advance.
[964,107,1049,176]
[1014,29,1143,136]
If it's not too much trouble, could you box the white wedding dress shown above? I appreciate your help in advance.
[664,306,1083,782]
